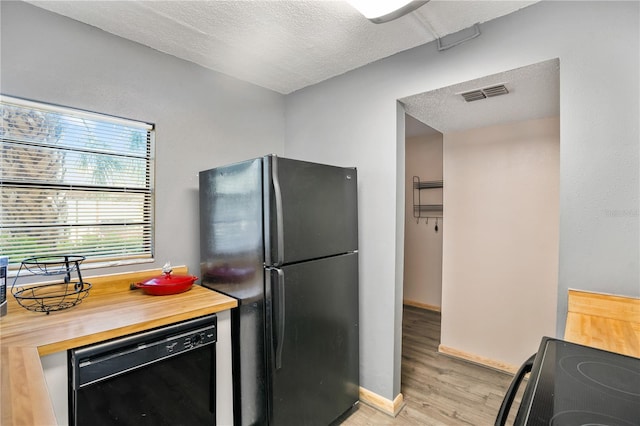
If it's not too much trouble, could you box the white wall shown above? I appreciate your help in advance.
[285,1,639,401]
[404,132,443,310]
[0,1,285,278]
[442,117,560,367]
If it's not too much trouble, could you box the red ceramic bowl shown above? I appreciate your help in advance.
[132,272,198,296]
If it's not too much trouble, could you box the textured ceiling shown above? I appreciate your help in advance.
[401,58,560,134]
[26,0,539,95]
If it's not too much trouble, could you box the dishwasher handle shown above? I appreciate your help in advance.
[495,353,536,426]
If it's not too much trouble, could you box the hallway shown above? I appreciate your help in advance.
[341,306,521,425]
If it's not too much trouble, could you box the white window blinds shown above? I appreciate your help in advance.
[0,95,154,269]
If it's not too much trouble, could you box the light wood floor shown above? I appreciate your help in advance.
[340,306,521,425]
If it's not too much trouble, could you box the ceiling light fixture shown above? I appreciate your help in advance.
[347,0,429,24]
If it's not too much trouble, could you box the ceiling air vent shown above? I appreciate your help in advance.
[460,89,486,102]
[483,84,509,97]
[460,84,509,102]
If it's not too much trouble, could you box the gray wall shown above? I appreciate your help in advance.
[285,1,639,401]
[1,1,285,278]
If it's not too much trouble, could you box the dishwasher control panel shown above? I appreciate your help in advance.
[165,325,217,353]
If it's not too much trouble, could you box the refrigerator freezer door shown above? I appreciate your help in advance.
[266,253,359,426]
[264,156,358,266]
[200,158,264,302]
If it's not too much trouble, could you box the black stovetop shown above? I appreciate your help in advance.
[516,337,640,426]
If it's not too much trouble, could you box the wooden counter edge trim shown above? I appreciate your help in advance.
[358,387,404,417]
[37,298,238,356]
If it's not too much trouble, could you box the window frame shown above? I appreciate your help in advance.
[0,95,155,273]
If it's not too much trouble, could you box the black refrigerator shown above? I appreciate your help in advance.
[199,155,359,426]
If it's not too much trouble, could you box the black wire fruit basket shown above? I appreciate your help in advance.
[11,255,92,314]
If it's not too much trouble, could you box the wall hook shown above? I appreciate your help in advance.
[435,218,439,233]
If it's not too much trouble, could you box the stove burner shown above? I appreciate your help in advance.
[560,355,640,402]
[550,410,638,426]
[577,361,640,396]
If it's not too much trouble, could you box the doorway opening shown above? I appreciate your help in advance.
[403,117,443,313]
[399,58,561,377]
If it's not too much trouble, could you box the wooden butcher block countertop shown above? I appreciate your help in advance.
[0,266,237,426]
[565,289,640,358]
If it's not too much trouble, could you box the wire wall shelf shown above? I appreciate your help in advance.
[413,176,444,232]
[412,176,444,218]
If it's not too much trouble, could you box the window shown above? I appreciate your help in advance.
[0,95,154,270]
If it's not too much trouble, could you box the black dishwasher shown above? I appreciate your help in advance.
[69,314,217,426]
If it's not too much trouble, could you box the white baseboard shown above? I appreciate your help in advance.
[358,387,404,417]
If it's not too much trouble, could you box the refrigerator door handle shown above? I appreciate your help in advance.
[274,268,285,370]
[271,155,285,266]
